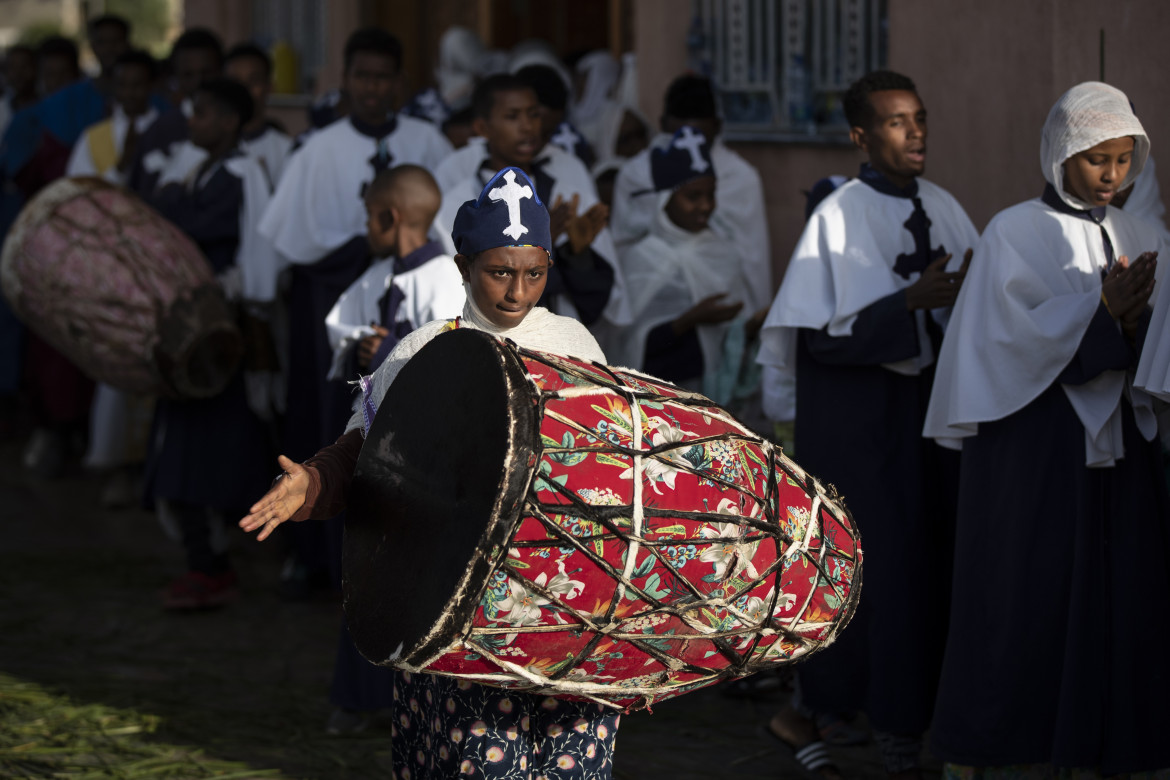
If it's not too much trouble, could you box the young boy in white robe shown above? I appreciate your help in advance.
[613,126,761,400]
[757,70,978,778]
[610,74,772,313]
[145,77,280,610]
[258,27,453,462]
[126,28,223,197]
[432,73,630,331]
[224,43,292,190]
[325,165,464,380]
[66,50,158,184]
[926,81,1170,776]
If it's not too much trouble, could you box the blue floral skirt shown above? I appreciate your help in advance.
[391,671,620,779]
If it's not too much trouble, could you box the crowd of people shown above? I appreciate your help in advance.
[2,13,1168,780]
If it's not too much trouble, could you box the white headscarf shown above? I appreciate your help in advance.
[1041,81,1149,210]
[570,51,620,127]
[925,82,1160,466]
[347,291,606,435]
[436,27,485,110]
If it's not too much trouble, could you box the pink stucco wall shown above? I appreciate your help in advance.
[635,0,1170,291]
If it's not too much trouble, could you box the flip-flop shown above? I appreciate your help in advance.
[761,722,840,778]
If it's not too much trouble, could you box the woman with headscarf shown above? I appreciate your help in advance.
[240,167,619,779]
[924,82,1170,775]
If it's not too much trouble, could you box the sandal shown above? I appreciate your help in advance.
[764,710,842,779]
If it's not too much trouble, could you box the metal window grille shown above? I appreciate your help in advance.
[688,0,887,142]
[251,0,326,94]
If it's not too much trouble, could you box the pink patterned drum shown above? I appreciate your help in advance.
[346,328,863,710]
[0,177,242,399]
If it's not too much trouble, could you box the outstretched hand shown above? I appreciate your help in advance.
[239,455,312,541]
[905,248,972,311]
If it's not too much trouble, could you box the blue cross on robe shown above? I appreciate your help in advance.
[893,198,947,280]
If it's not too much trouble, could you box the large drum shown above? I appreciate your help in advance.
[346,328,862,710]
[0,177,242,399]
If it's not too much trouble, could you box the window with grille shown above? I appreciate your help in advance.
[251,0,326,94]
[687,0,888,142]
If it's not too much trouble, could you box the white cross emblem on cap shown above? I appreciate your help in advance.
[673,126,709,173]
[489,169,533,241]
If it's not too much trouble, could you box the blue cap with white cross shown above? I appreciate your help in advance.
[650,125,716,192]
[451,166,553,257]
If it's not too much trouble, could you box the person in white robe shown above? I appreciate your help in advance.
[257,27,453,462]
[610,74,772,314]
[569,50,620,142]
[612,126,759,405]
[225,43,293,189]
[325,165,464,380]
[126,29,223,197]
[239,167,620,779]
[145,77,280,610]
[66,50,159,184]
[757,70,978,778]
[924,81,1170,775]
[432,73,631,333]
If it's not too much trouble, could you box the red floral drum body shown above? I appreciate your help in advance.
[345,328,861,710]
[0,177,242,399]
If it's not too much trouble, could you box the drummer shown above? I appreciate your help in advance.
[241,166,618,779]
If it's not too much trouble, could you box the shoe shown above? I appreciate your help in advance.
[163,570,240,610]
[325,707,370,736]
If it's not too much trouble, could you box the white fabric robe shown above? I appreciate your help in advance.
[757,177,979,422]
[925,200,1164,466]
[433,143,632,326]
[259,115,453,264]
[611,134,773,313]
[611,191,752,379]
[240,124,293,189]
[324,250,466,379]
[434,136,487,193]
[346,295,606,436]
[66,105,159,184]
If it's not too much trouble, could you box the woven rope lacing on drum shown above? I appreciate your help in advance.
[430,352,861,710]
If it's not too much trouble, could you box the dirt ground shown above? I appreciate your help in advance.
[0,434,918,779]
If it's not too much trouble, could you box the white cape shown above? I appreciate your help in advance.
[346,294,606,435]
[259,115,453,263]
[757,177,979,421]
[611,134,773,313]
[924,200,1165,466]
[240,125,293,189]
[611,191,752,378]
[433,144,632,327]
[324,250,466,379]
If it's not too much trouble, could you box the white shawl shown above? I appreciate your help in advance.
[755,176,979,421]
[611,191,751,380]
[924,82,1162,466]
[345,292,607,435]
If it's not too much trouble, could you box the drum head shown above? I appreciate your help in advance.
[345,328,535,666]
